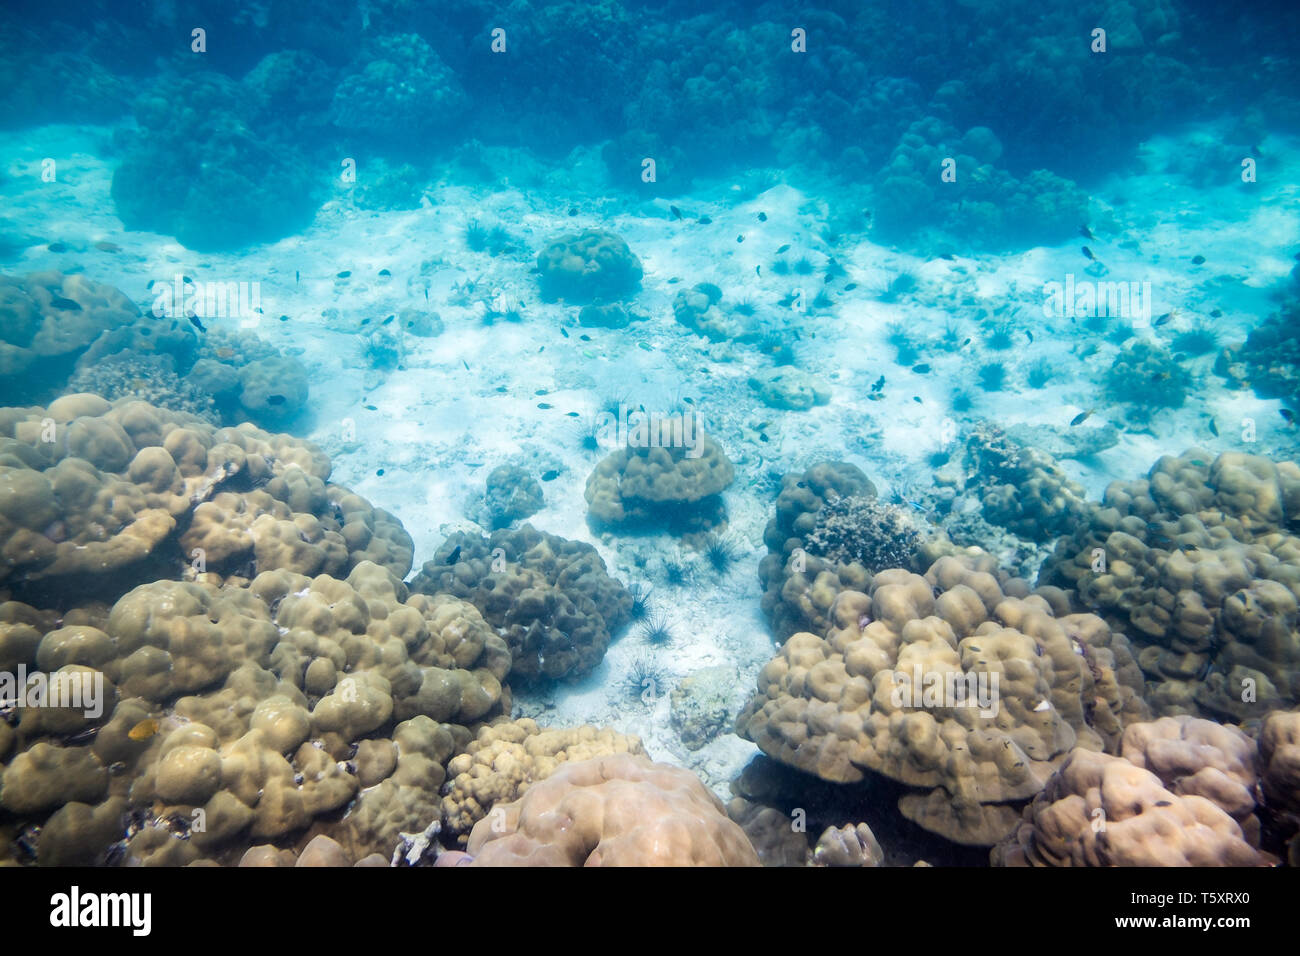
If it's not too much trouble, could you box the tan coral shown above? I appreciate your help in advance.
[466,753,759,866]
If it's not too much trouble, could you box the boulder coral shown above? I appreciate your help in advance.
[536,230,642,303]
[738,553,1150,846]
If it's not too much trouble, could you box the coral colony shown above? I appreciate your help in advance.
[0,0,1297,892]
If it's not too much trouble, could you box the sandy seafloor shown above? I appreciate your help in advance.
[3,122,1299,798]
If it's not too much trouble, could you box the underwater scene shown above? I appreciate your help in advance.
[0,0,1299,881]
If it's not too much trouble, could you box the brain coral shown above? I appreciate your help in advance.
[737,553,1150,846]
[1040,448,1300,719]
[465,753,760,866]
[0,396,412,605]
[536,230,643,303]
[584,413,734,533]
[410,523,631,682]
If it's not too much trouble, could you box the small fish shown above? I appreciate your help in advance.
[1025,331,1034,343]
[463,360,470,371]
[937,253,955,261]
[1070,409,1095,426]
[757,212,767,222]
[188,315,207,333]
[1081,246,1095,261]
[541,470,560,481]
[560,327,569,338]
[638,342,652,352]
[912,396,922,404]
[759,432,769,442]
[1154,311,1175,327]
[737,235,744,243]
[1080,225,1094,240]
[295,270,300,284]
[495,386,507,393]
[579,334,591,342]
[128,718,160,741]
[568,207,578,216]
[378,269,390,277]
[1191,255,1205,265]
[360,318,370,326]
[1208,418,1219,437]
[337,270,351,279]
[668,277,681,284]
[697,215,712,224]
[446,545,462,565]
[376,468,385,477]
[911,363,931,374]
[363,404,378,411]
[844,282,857,291]
[266,395,286,406]
[566,411,579,417]
[1281,408,1295,425]
[755,266,761,277]
[424,288,429,301]
[94,241,120,253]
[279,315,289,322]
[47,242,68,253]
[776,244,791,254]
[538,402,553,409]
[1154,800,1172,807]
[1209,309,1223,318]
[669,205,682,220]
[50,296,82,311]
[381,315,394,325]
[870,375,885,393]
[535,389,549,395]
[961,338,971,348]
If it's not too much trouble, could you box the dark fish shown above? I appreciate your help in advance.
[424,288,429,301]
[363,404,378,411]
[757,212,767,222]
[1025,331,1034,343]
[759,432,769,442]
[47,242,68,253]
[1210,309,1223,318]
[565,411,579,417]
[912,396,922,404]
[668,277,681,284]
[538,402,553,409]
[776,244,791,254]
[697,216,712,224]
[50,296,82,311]
[1070,409,1095,426]
[188,315,207,333]
[560,327,569,338]
[580,334,591,342]
[961,338,971,348]
[535,389,548,395]
[1208,417,1219,437]
[937,253,955,261]
[541,470,560,481]
[495,386,507,393]
[1081,246,1095,261]
[737,235,744,243]
[755,266,761,277]
[844,282,857,291]
[379,269,390,277]
[446,545,462,565]
[1080,225,1094,240]
[1191,255,1205,265]
[1154,312,1174,327]
[462,360,470,371]
[295,270,300,284]
[1154,800,1172,807]
[1281,409,1295,425]
[381,315,394,325]
[337,270,351,279]
[376,468,385,477]
[871,375,885,392]
[669,205,682,220]
[568,207,578,216]
[266,394,286,406]
[911,363,931,374]
[360,318,370,326]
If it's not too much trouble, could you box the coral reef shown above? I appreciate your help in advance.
[748,367,831,411]
[1104,340,1191,424]
[410,523,632,682]
[738,553,1150,846]
[464,753,760,866]
[1040,449,1300,719]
